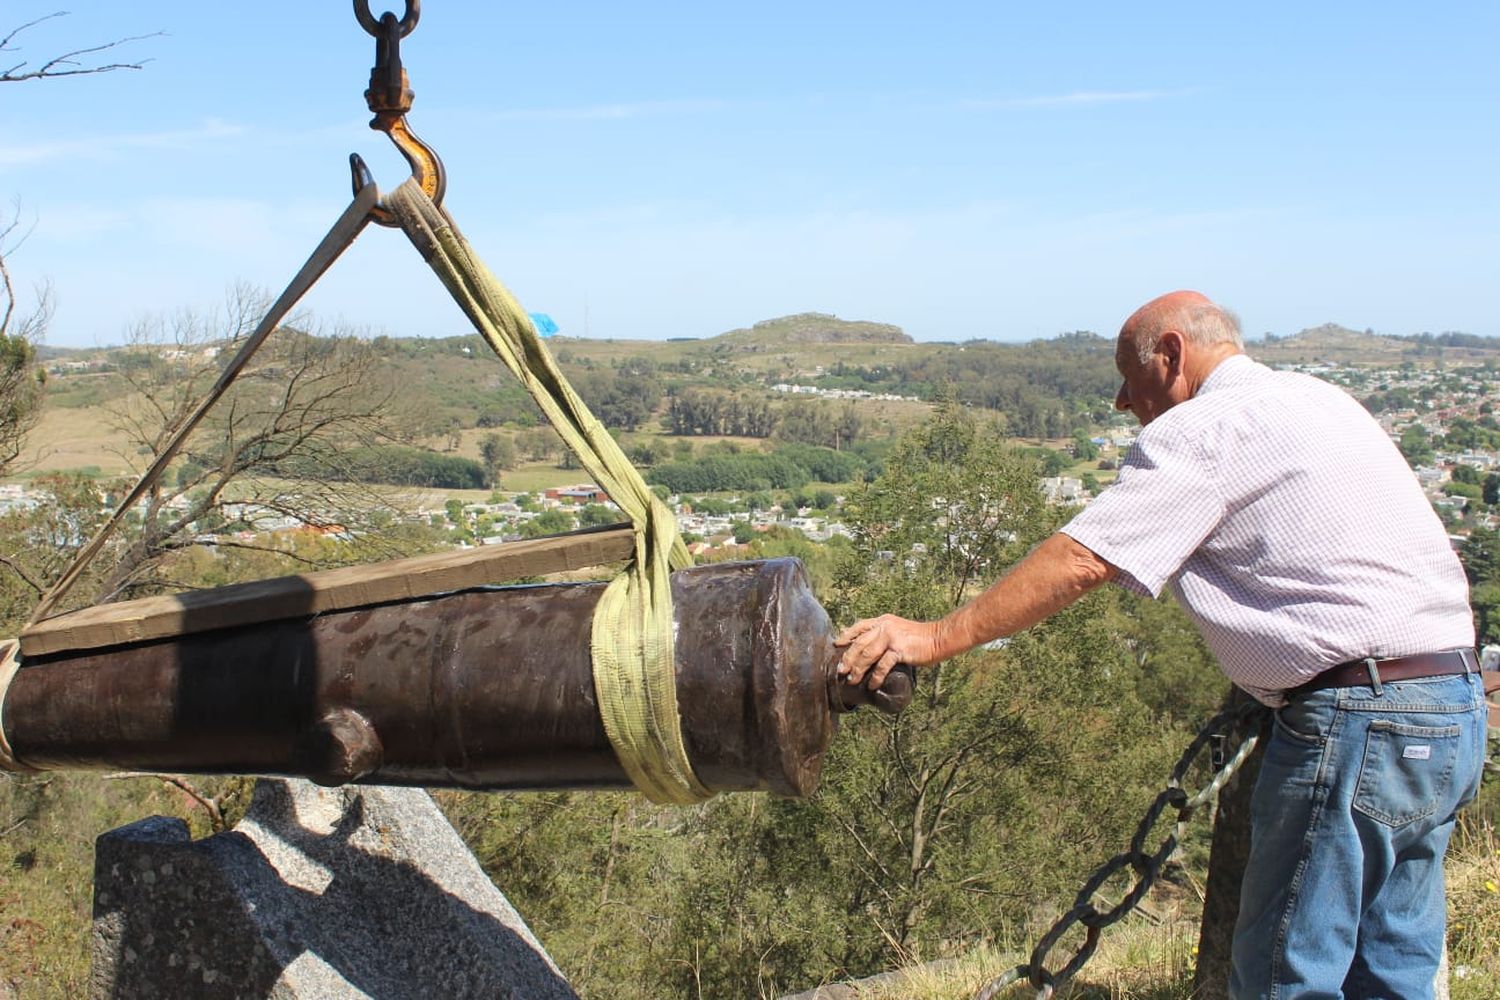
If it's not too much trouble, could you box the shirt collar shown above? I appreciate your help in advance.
[1196,353,1254,396]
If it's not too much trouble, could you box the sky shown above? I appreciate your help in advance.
[2,2,1497,348]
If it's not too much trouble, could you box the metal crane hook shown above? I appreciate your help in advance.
[350,0,446,226]
[353,0,418,38]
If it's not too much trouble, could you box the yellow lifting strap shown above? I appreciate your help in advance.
[385,180,710,805]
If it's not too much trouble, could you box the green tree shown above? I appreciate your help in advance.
[520,508,576,537]
[518,426,561,461]
[574,369,661,431]
[577,503,620,528]
[1398,426,1433,465]
[0,327,45,477]
[1,196,55,477]
[1471,583,1500,645]
[1461,528,1500,644]
[814,401,1065,959]
[479,433,516,487]
[0,473,109,632]
[833,403,863,451]
[1483,473,1499,506]
[626,438,672,467]
[1071,430,1099,461]
[1460,528,1499,588]
[776,399,833,447]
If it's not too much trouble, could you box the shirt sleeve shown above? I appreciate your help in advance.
[1060,422,1224,598]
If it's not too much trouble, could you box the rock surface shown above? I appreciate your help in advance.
[91,778,577,999]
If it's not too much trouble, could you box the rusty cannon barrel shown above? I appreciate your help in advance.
[3,556,909,798]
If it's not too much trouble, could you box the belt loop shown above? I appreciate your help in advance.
[1364,657,1383,697]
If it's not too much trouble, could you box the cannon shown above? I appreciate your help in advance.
[2,535,909,798]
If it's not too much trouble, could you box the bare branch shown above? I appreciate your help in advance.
[0,215,19,336]
[0,244,47,476]
[0,552,44,595]
[862,783,909,847]
[85,293,418,605]
[829,812,899,902]
[1,13,160,83]
[104,772,227,833]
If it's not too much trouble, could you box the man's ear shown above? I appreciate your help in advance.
[1158,330,1185,374]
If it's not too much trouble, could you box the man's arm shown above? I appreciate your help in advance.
[836,532,1117,687]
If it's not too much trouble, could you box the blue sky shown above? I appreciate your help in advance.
[3,2,1496,348]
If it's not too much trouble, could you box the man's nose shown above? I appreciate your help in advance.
[1114,382,1131,412]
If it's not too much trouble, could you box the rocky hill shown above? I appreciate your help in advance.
[1254,323,1419,364]
[713,312,912,348]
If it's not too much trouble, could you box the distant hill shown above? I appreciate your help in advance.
[1254,323,1405,361]
[713,312,913,348]
[1290,322,1390,344]
[1252,322,1500,364]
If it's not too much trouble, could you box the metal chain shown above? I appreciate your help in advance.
[974,699,1270,1000]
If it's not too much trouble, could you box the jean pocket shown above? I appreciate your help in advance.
[1273,700,1327,746]
[1352,720,1462,828]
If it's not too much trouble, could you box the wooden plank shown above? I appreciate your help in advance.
[20,524,636,658]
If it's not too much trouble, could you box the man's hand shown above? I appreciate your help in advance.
[834,534,1115,692]
[835,615,944,689]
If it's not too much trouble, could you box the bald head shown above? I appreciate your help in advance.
[1111,291,1245,425]
[1122,290,1243,365]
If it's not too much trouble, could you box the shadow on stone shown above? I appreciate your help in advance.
[92,778,578,1000]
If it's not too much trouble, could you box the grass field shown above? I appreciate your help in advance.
[14,402,135,478]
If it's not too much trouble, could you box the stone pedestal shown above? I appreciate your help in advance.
[91,778,578,1000]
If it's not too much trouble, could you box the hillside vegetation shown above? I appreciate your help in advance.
[19,316,1124,483]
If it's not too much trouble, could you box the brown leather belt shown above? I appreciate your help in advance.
[1289,648,1479,698]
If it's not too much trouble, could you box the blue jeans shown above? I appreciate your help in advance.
[1229,672,1487,1000]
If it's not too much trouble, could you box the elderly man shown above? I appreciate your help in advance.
[837,291,1485,999]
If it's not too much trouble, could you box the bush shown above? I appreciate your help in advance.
[648,453,810,493]
[646,444,868,494]
[273,445,486,489]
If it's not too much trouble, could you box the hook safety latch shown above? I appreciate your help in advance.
[350,0,446,226]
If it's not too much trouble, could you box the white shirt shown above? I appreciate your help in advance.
[1061,354,1474,706]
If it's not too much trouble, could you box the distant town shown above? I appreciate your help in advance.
[8,356,1496,560]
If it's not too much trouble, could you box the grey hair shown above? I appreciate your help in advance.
[1134,302,1244,364]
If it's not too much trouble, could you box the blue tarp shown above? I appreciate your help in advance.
[529,312,559,337]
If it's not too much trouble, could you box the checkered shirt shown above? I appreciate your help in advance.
[1061,354,1474,706]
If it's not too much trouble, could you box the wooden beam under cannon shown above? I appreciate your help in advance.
[3,530,909,798]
